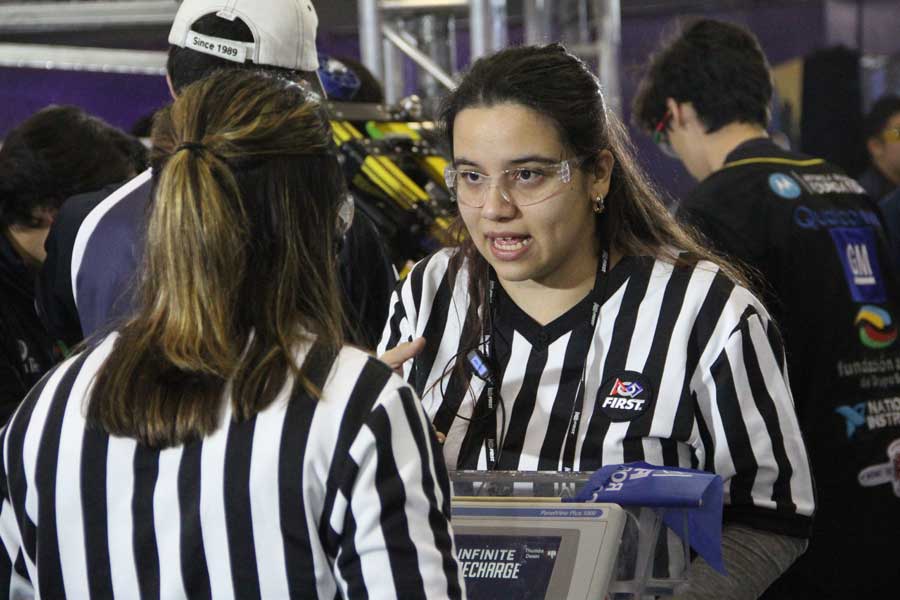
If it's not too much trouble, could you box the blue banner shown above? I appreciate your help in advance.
[563,462,725,574]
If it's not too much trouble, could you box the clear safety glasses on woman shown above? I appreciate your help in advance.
[444,157,584,208]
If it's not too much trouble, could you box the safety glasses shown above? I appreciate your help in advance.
[444,157,584,208]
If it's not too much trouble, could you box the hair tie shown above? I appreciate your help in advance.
[174,141,225,162]
[176,141,206,153]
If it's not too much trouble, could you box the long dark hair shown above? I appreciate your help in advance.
[438,43,746,386]
[88,70,347,447]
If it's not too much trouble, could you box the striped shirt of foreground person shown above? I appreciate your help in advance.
[380,249,816,537]
[0,67,463,599]
[0,338,463,599]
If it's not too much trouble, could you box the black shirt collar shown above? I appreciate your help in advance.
[722,136,805,165]
[492,255,638,349]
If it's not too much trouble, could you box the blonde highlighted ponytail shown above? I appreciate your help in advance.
[89,70,347,447]
[146,143,249,374]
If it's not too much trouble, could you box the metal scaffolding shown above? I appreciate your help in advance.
[0,0,624,110]
[357,0,509,104]
[357,0,622,109]
[0,42,165,74]
[0,1,176,33]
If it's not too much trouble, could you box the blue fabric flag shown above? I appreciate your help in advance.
[563,462,725,574]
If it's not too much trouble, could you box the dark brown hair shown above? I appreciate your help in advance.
[438,43,747,386]
[632,19,773,134]
[88,70,346,447]
[0,105,147,228]
[863,94,900,140]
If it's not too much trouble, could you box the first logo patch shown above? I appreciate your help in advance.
[598,371,653,421]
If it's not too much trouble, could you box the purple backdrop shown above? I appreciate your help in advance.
[5,2,898,202]
[0,67,170,137]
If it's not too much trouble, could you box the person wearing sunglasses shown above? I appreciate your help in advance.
[380,43,815,600]
[861,95,900,202]
[634,19,900,600]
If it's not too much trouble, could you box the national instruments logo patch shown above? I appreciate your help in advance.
[598,371,653,421]
[855,305,897,349]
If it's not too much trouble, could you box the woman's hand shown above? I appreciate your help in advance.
[379,337,426,373]
[378,338,444,442]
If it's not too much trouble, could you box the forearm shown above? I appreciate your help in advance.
[672,524,807,600]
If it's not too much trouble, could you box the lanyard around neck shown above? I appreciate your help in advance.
[481,247,611,472]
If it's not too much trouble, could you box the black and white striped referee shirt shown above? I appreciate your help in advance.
[379,249,816,537]
[0,334,464,599]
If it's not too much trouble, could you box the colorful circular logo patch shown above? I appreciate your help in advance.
[768,173,802,199]
[855,305,898,349]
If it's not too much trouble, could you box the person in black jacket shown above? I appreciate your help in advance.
[634,18,900,600]
[0,70,462,599]
[0,105,147,422]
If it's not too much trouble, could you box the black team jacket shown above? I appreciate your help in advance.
[678,137,900,599]
[0,234,60,423]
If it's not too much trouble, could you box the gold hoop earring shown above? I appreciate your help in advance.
[593,193,606,214]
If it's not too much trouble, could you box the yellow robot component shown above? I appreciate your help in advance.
[331,120,453,236]
[366,121,449,186]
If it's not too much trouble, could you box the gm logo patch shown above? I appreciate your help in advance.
[829,227,887,303]
[768,173,802,199]
[598,371,653,421]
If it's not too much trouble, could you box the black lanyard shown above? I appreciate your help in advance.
[481,248,610,471]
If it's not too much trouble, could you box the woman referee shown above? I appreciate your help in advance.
[0,71,463,599]
[380,44,815,597]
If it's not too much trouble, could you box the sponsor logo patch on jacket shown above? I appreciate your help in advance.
[769,173,802,199]
[829,227,887,303]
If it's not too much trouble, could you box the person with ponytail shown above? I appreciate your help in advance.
[379,43,814,598]
[0,70,463,599]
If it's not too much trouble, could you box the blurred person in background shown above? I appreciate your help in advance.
[0,105,146,422]
[867,96,900,277]
[0,69,462,600]
[860,94,900,201]
[879,187,900,276]
[634,18,900,599]
[38,0,396,352]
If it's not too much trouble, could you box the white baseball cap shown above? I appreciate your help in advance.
[168,0,320,72]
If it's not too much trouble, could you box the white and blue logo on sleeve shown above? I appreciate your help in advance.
[769,173,802,199]
[830,227,887,303]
